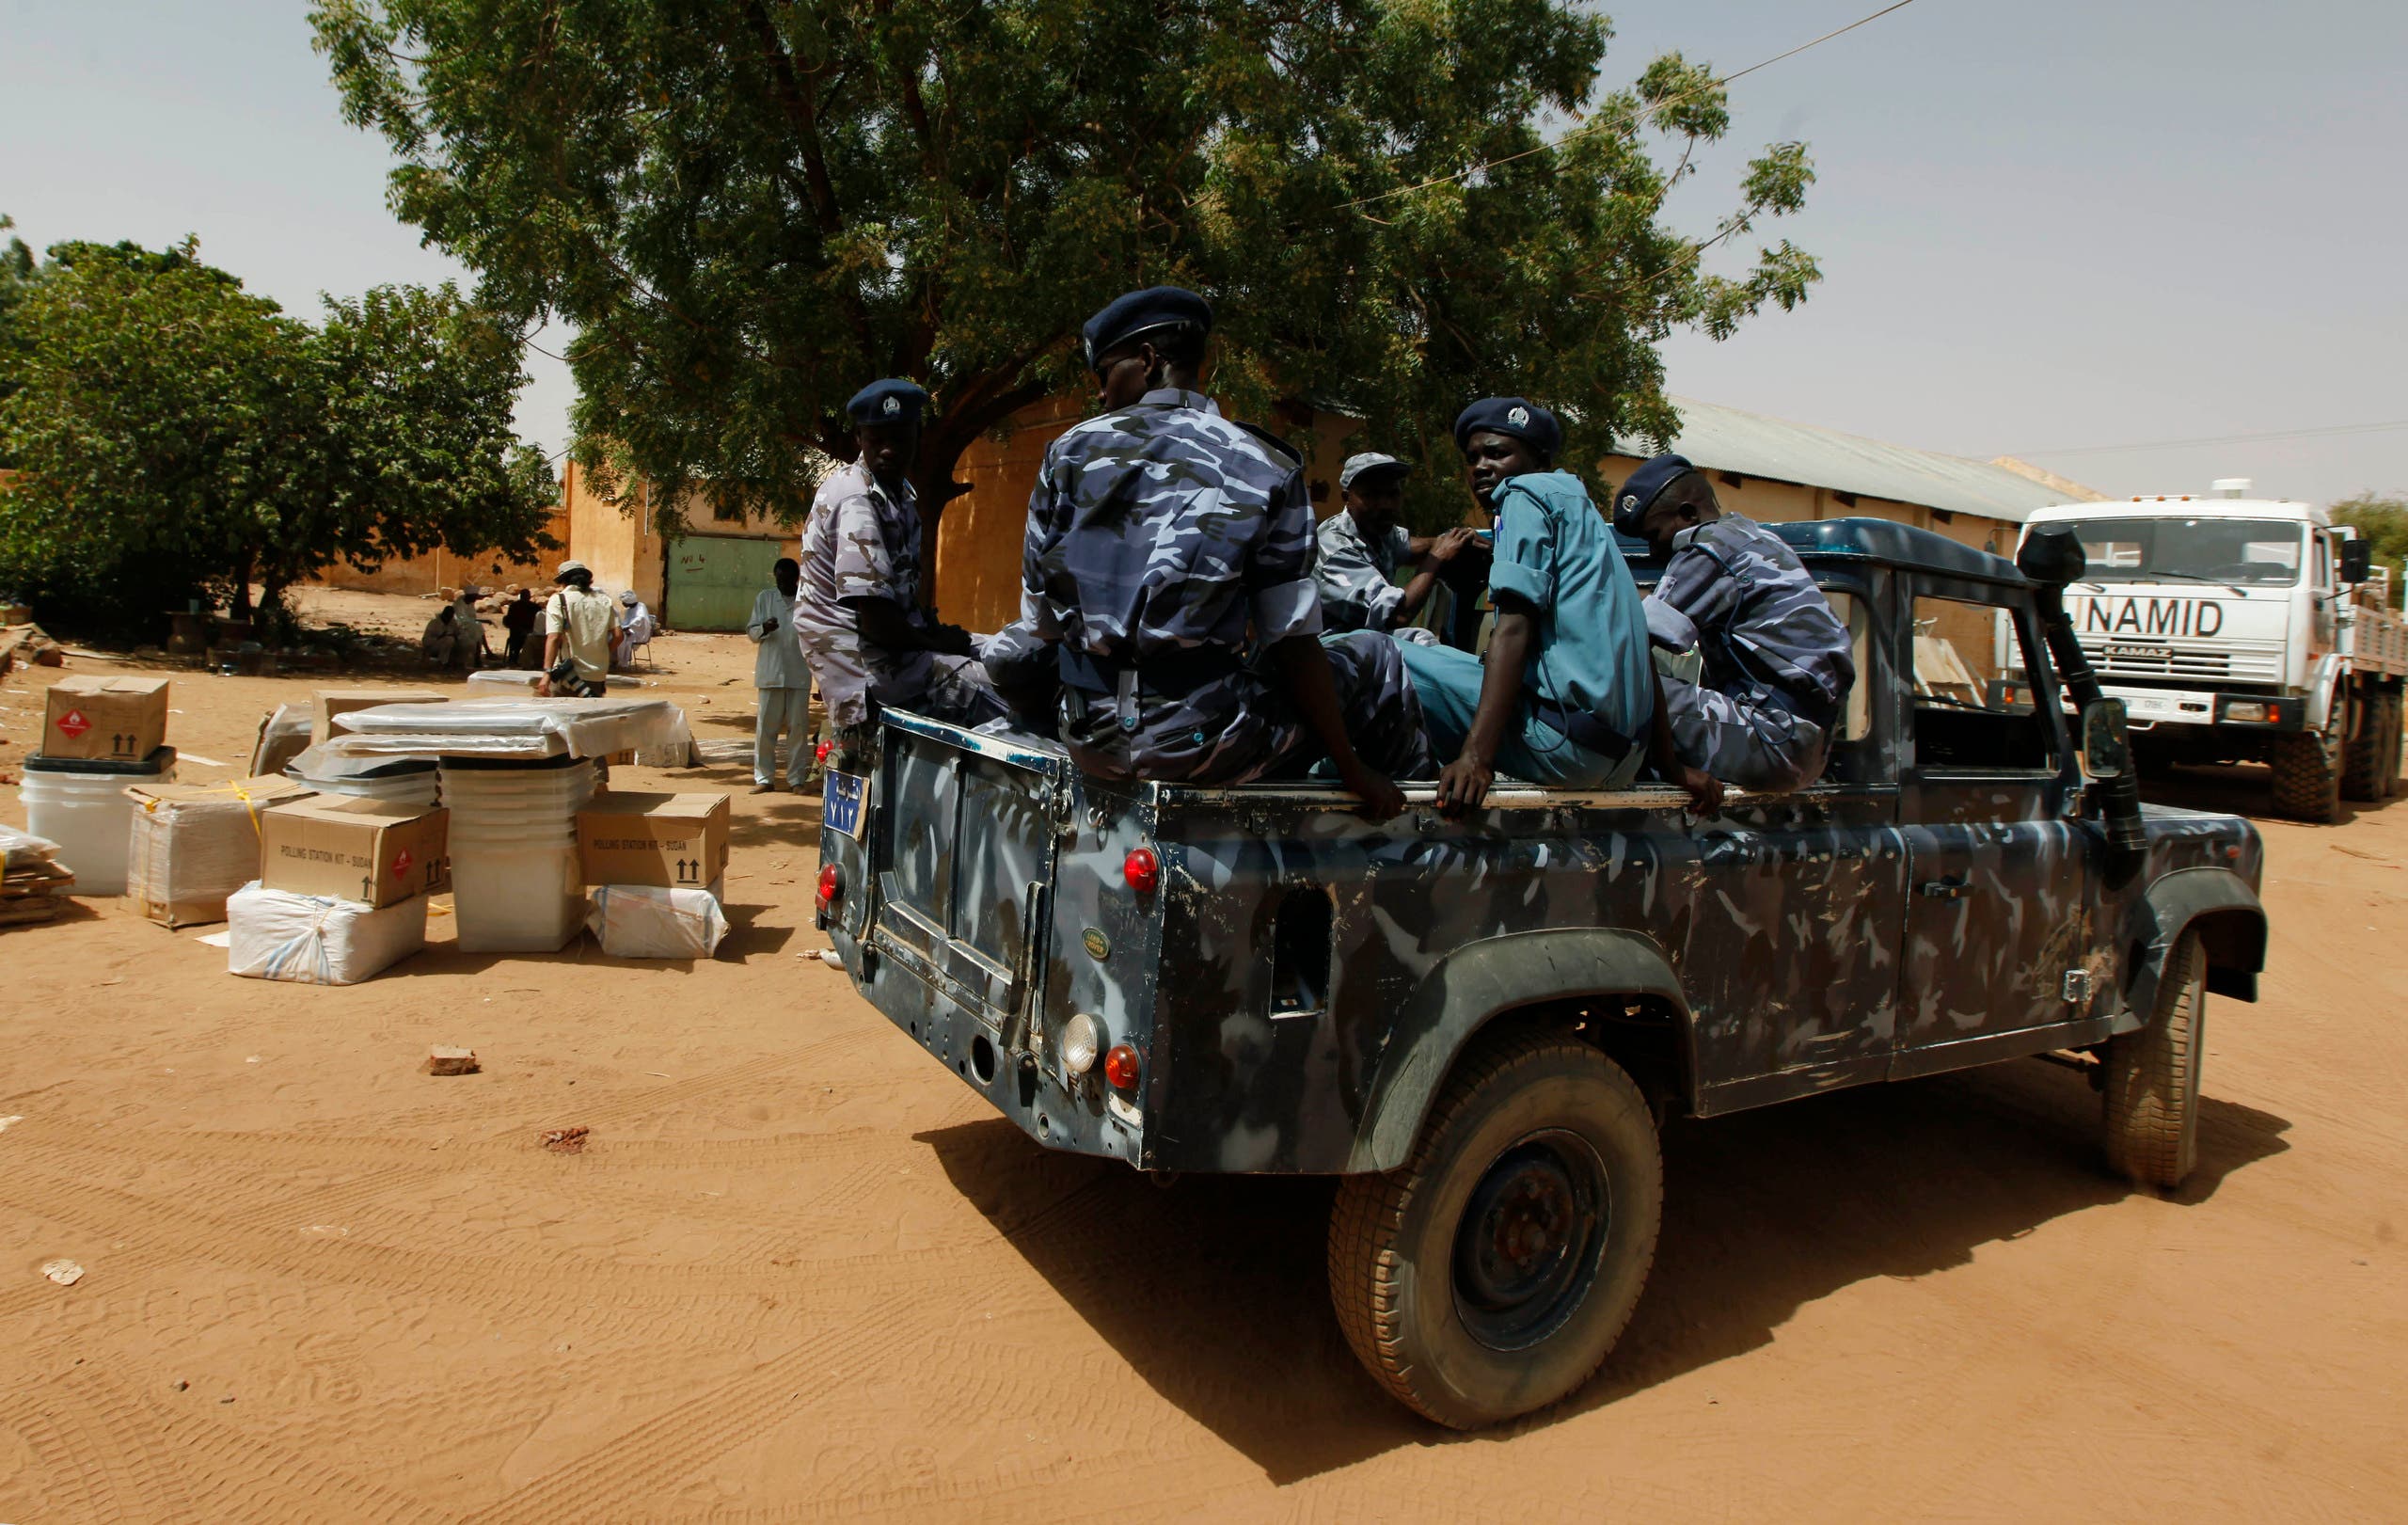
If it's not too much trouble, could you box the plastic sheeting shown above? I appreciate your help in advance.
[0,824,64,872]
[586,883,727,959]
[227,882,427,984]
[324,696,687,760]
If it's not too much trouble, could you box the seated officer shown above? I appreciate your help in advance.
[1618,453,1855,792]
[1397,399,1719,815]
[793,378,1006,734]
[983,286,1430,818]
[1312,452,1477,646]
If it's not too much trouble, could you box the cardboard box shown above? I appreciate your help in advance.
[260,797,450,908]
[126,774,315,927]
[578,792,730,890]
[313,687,446,745]
[41,676,169,761]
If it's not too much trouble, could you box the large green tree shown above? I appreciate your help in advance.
[2334,492,2408,605]
[0,237,558,630]
[314,0,1818,553]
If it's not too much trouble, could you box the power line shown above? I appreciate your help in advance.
[2016,418,2408,457]
[1338,0,1920,214]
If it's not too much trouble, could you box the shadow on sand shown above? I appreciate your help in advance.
[917,1056,2289,1483]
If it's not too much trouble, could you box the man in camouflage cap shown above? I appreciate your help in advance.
[983,286,1429,817]
[1311,452,1478,646]
[1617,453,1856,791]
[794,378,1006,736]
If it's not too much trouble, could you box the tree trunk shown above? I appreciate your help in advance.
[229,551,256,620]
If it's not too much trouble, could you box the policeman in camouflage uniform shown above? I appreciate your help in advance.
[1312,453,1478,646]
[1617,453,1856,791]
[983,287,1429,817]
[795,379,1006,736]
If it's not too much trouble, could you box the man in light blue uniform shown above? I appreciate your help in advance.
[1399,397,1719,815]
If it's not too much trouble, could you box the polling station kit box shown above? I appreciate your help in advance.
[260,796,451,908]
[577,792,730,891]
[41,675,170,762]
[313,687,446,745]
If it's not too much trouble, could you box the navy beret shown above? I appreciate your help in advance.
[1082,286,1213,371]
[1610,453,1700,536]
[1452,397,1562,459]
[847,378,929,425]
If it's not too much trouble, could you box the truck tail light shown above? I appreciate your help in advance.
[1061,1014,1101,1075]
[815,739,832,764]
[816,864,841,908]
[1103,1043,1141,1091]
[1123,847,1160,894]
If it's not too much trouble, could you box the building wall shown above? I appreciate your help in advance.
[309,503,572,597]
[562,460,800,623]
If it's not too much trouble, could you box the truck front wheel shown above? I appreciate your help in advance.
[2271,725,2343,822]
[2102,929,2206,1189]
[1327,1032,1662,1429]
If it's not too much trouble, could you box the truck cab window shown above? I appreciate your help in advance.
[1911,593,2058,771]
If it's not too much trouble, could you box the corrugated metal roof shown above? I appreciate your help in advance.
[1623,396,2080,525]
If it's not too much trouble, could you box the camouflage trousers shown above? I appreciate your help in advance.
[1656,659,1831,793]
[1063,631,1433,786]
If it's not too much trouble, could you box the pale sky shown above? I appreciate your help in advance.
[5,1,2402,505]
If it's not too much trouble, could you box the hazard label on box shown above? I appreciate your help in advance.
[55,709,91,739]
[391,849,414,880]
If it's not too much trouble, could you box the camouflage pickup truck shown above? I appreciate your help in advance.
[814,519,2267,1429]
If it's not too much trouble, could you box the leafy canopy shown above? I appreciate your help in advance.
[314,0,1818,540]
[0,235,558,632]
[2334,493,2408,606]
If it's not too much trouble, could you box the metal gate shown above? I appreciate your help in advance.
[664,534,787,632]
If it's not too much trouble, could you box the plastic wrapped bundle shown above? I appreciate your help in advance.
[227,881,428,985]
[586,884,727,959]
[126,775,313,927]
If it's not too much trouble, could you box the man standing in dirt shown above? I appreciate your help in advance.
[747,557,816,793]
[540,561,617,697]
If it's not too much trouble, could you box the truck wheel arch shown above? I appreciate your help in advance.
[1344,929,1694,1174]
[2127,867,2267,1012]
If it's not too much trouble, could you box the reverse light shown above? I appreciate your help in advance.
[2224,701,2269,723]
[1123,846,1160,894]
[816,864,842,909]
[1102,1043,1142,1091]
[1061,1013,1102,1075]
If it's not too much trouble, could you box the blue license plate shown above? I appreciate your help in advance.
[823,770,868,839]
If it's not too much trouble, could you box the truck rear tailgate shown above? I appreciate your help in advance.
[864,715,1063,1035]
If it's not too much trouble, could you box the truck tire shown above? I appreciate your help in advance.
[2381,692,2402,801]
[2102,929,2206,1189]
[1327,1032,1662,1429]
[2271,726,2343,822]
[2343,691,2385,802]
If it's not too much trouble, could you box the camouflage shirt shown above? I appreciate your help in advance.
[796,460,935,728]
[1313,508,1414,634]
[1644,512,1855,718]
[999,388,1370,781]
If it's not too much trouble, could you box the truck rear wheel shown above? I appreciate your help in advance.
[2380,692,2402,801]
[1327,1032,1661,1429]
[2343,692,2386,802]
[2103,929,2206,1189]
[2271,726,2343,822]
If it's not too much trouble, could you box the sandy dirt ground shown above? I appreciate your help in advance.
[0,589,2402,1521]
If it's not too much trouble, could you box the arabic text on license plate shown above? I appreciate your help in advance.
[823,770,869,839]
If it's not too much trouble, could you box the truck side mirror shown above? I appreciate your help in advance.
[2340,538,2373,583]
[2080,699,2133,782]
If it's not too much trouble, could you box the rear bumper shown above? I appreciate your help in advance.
[846,936,1146,1168]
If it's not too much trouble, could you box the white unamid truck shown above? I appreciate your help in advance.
[2002,490,2408,821]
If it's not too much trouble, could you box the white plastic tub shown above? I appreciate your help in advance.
[22,748,177,897]
[439,756,596,951]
